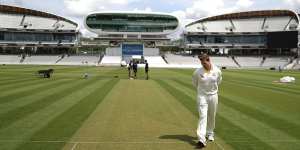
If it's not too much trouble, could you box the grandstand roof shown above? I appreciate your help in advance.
[0,4,77,26]
[186,10,299,27]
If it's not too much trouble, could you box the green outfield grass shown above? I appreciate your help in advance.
[0,65,299,150]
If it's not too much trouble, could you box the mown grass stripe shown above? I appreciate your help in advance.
[0,78,70,105]
[0,77,31,83]
[219,95,300,140]
[15,79,119,150]
[172,73,300,118]
[156,79,198,115]
[224,79,300,95]
[0,65,45,71]
[0,78,63,96]
[173,79,194,91]
[174,77,300,138]
[0,80,109,150]
[0,77,104,130]
[217,101,300,149]
[0,77,38,86]
[227,70,300,79]
[171,68,300,91]
[224,77,300,126]
[0,78,47,93]
[0,80,72,129]
[220,89,300,124]
[0,67,58,74]
[222,80,300,101]
[0,79,79,115]
[168,69,194,77]
[216,115,275,150]
[155,79,274,150]
[223,71,300,90]
[223,75,300,91]
[171,69,300,92]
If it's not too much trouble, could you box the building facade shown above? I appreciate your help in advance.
[184,10,300,56]
[84,12,179,59]
[0,5,79,54]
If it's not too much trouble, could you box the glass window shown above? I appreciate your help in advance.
[12,33,34,41]
[35,33,53,41]
[54,34,76,42]
[0,32,4,40]
[87,14,178,32]
[186,35,267,44]
[4,32,13,41]
[215,36,224,43]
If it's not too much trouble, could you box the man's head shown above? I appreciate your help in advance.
[198,53,212,70]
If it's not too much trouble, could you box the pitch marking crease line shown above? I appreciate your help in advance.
[0,139,299,144]
[71,143,78,150]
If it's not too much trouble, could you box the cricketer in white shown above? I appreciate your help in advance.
[192,54,222,147]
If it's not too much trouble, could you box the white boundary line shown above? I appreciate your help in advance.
[71,143,78,150]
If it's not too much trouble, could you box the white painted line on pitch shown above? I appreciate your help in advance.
[0,140,64,143]
[0,139,299,145]
[215,142,225,150]
[67,141,192,144]
[0,140,177,144]
[71,143,78,150]
[0,140,199,144]
[227,140,300,143]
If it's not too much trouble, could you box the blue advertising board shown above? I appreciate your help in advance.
[122,44,143,56]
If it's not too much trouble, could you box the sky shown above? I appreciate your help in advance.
[0,0,300,38]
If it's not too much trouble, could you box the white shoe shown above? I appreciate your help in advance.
[207,135,214,141]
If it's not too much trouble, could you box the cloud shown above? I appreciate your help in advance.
[170,10,195,39]
[185,0,227,19]
[167,0,256,39]
[284,0,300,4]
[171,10,195,28]
[171,0,255,29]
[283,0,300,11]
[236,0,254,8]
[0,0,23,6]
[63,0,130,17]
[183,0,255,19]
[133,7,153,12]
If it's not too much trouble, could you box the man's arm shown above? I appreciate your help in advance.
[192,69,199,88]
[217,69,222,85]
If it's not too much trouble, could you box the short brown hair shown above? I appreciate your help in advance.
[198,53,210,61]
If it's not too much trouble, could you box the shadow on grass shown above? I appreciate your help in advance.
[159,135,198,146]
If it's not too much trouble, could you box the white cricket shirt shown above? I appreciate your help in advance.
[192,65,222,95]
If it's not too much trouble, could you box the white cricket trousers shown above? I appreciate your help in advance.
[196,94,218,143]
